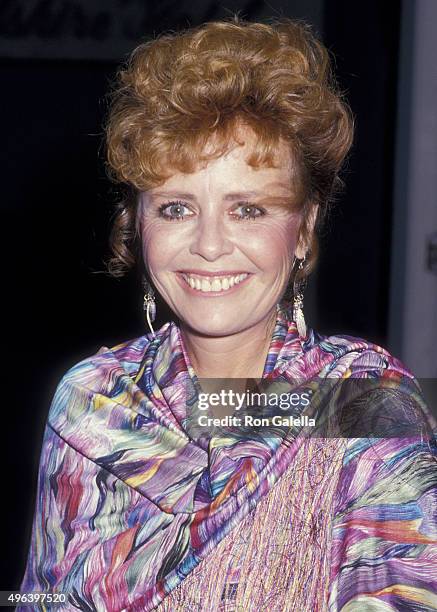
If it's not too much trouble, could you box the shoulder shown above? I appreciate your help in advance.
[285,328,436,438]
[59,333,151,388]
[47,332,153,431]
[304,327,415,378]
[306,331,437,467]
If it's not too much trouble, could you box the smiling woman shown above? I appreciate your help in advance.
[138,130,309,374]
[19,15,437,612]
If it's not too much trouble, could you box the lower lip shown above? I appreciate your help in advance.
[175,273,252,297]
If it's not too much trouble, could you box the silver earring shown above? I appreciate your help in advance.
[142,277,156,338]
[292,256,307,339]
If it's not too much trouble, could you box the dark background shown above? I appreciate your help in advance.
[2,0,402,589]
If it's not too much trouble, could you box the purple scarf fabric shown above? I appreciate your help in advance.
[19,302,437,610]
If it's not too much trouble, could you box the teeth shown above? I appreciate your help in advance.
[201,279,211,292]
[182,273,249,293]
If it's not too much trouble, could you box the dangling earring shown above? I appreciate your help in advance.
[292,256,307,339]
[142,277,156,338]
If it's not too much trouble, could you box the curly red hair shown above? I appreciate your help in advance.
[105,16,354,281]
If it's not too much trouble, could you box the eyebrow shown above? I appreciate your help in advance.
[149,182,292,201]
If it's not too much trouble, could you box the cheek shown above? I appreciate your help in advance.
[141,222,182,269]
[240,220,298,267]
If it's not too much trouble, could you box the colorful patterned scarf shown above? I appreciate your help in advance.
[20,302,436,611]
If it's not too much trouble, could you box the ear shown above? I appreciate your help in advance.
[294,203,318,259]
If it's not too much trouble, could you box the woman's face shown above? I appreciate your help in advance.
[140,129,305,337]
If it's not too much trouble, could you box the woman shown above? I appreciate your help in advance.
[20,16,437,611]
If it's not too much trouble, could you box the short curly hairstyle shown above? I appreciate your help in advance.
[105,15,354,282]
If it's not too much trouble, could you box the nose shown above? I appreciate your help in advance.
[189,212,234,261]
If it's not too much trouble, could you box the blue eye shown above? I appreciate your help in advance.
[232,203,266,220]
[157,200,266,221]
[158,200,192,221]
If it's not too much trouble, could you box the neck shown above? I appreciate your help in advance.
[180,308,278,379]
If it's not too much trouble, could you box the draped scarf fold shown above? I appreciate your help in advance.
[25,300,428,611]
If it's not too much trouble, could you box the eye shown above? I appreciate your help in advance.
[231,202,266,221]
[157,200,193,221]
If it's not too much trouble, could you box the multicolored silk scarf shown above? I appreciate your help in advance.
[20,303,437,611]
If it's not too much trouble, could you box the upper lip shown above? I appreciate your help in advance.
[178,270,251,277]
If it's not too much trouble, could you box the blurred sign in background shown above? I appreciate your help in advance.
[0,0,322,59]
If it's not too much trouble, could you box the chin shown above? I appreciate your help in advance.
[179,314,251,338]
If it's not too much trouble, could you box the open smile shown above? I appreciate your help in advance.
[176,271,252,295]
